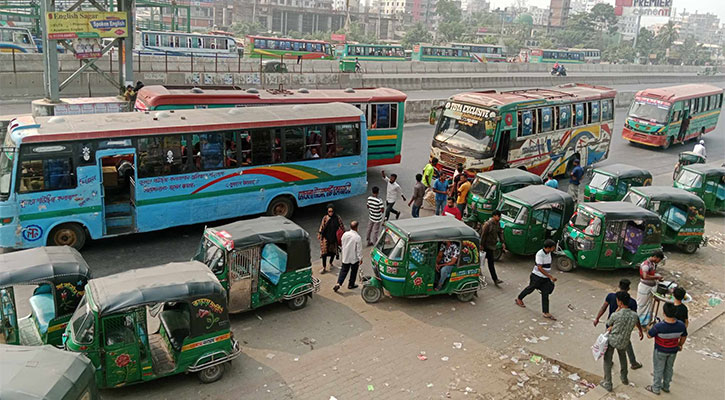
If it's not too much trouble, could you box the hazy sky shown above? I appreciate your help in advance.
[488,0,725,26]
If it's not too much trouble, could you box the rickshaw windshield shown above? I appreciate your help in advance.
[622,192,647,208]
[676,170,703,188]
[199,239,225,274]
[471,179,495,199]
[589,173,615,191]
[70,297,94,344]
[377,230,405,261]
[500,201,527,224]
[571,210,601,236]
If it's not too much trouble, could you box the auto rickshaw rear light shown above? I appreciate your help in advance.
[0,217,12,225]
[482,204,493,210]
[512,229,523,235]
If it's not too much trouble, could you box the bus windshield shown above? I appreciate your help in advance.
[434,104,496,157]
[628,100,670,123]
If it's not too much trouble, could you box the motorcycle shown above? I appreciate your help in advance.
[551,66,567,76]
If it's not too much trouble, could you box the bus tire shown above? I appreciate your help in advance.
[556,256,575,272]
[266,196,295,218]
[48,223,86,250]
[198,363,225,384]
[286,295,308,310]
[662,137,672,150]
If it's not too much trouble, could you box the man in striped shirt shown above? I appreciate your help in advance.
[646,302,688,395]
[366,186,385,246]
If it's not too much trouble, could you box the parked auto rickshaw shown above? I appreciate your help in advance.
[623,186,706,254]
[0,247,90,347]
[556,202,663,272]
[0,344,99,399]
[195,216,320,312]
[362,216,483,303]
[673,164,725,212]
[499,185,575,256]
[64,261,241,388]
[673,151,706,180]
[466,169,543,226]
[584,163,652,202]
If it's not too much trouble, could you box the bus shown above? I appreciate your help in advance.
[338,43,405,61]
[569,48,601,63]
[528,49,584,64]
[0,103,366,250]
[0,27,36,53]
[412,45,472,62]
[451,43,505,63]
[245,35,334,60]
[429,83,616,177]
[135,30,240,57]
[622,84,724,149]
[135,85,406,166]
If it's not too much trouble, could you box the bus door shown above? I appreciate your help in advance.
[96,149,137,236]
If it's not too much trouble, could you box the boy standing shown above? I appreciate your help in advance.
[646,303,688,395]
[593,279,643,370]
[672,287,689,327]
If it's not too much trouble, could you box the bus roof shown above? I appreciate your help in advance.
[448,83,616,108]
[346,43,403,48]
[451,42,502,47]
[636,84,724,103]
[140,30,233,39]
[11,102,363,144]
[137,85,407,108]
[246,35,329,44]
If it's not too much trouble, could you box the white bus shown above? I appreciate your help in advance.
[135,30,239,57]
[0,27,36,53]
[451,43,506,63]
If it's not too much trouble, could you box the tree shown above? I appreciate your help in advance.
[402,23,433,48]
[656,21,678,52]
[435,0,466,42]
[589,3,618,34]
[635,27,656,57]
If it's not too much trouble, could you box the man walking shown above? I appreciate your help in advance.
[480,210,505,286]
[334,221,363,292]
[646,303,688,395]
[382,170,406,221]
[432,174,449,216]
[408,173,426,218]
[600,292,644,392]
[593,279,643,370]
[366,186,385,246]
[568,159,584,202]
[515,239,558,320]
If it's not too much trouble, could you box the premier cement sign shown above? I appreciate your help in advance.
[614,0,672,17]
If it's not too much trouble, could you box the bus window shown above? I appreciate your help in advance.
[196,133,224,170]
[369,104,397,129]
[19,157,75,193]
[293,41,300,51]
[138,136,183,177]
[283,127,305,162]
[520,110,534,137]
[0,29,11,42]
[558,105,571,129]
[574,103,584,126]
[335,123,360,157]
[224,133,237,167]
[305,127,322,159]
[251,129,273,165]
[590,101,600,122]
[324,126,337,158]
[143,34,150,47]
[240,132,252,165]
[540,108,553,132]
[602,100,613,120]
[691,99,697,114]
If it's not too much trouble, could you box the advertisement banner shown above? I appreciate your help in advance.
[614,0,672,16]
[72,38,102,59]
[331,33,346,42]
[45,11,128,39]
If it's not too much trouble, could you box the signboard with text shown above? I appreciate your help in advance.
[614,0,672,17]
[45,11,128,40]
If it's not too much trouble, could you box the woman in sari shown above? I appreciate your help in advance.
[318,204,344,274]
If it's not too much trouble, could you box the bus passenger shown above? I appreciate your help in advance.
[225,140,237,167]
[325,128,337,157]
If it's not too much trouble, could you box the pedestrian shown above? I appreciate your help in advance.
[447,172,460,202]
[365,186,385,246]
[480,210,505,286]
[515,239,558,320]
[593,278,643,370]
[600,292,644,392]
[317,204,344,274]
[456,174,471,216]
[422,157,438,209]
[408,173,426,218]
[442,197,462,220]
[672,287,689,327]
[382,170,406,220]
[646,303,688,395]
[452,163,464,181]
[544,172,559,189]
[334,220,363,292]
[636,250,664,325]
[568,159,584,202]
[432,174,449,216]
[434,240,459,291]
[692,139,706,158]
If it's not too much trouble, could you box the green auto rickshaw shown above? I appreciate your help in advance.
[361,216,483,303]
[0,344,99,399]
[673,151,706,180]
[556,202,663,272]
[623,186,706,254]
[673,164,725,213]
[499,185,575,256]
[64,261,241,388]
[195,216,320,313]
[466,169,543,226]
[584,163,652,202]
[0,247,91,347]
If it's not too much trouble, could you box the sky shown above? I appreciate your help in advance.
[488,0,725,27]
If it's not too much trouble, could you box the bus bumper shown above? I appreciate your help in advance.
[622,127,667,147]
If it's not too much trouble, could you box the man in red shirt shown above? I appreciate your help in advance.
[443,197,462,220]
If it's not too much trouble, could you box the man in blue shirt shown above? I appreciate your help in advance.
[432,174,449,216]
[568,159,584,202]
[593,279,643,370]
[544,172,559,189]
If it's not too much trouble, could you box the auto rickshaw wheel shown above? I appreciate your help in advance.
[48,223,86,250]
[493,248,503,261]
[556,256,575,272]
[456,291,475,302]
[361,285,382,303]
[286,295,308,310]
[198,364,225,384]
[680,242,699,254]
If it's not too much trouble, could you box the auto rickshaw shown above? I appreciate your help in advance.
[361,216,483,303]
[673,151,706,180]
[556,202,663,272]
[584,163,652,202]
[673,164,725,212]
[0,344,99,399]
[623,186,706,254]
[0,247,90,347]
[499,185,575,256]
[195,216,320,312]
[466,169,543,226]
[64,261,241,388]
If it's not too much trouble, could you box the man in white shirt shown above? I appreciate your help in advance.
[692,140,706,158]
[381,170,407,221]
[334,220,363,292]
[515,239,558,321]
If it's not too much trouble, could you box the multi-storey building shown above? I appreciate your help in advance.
[549,0,571,28]
[528,6,550,27]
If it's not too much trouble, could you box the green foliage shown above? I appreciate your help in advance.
[656,21,678,51]
[230,22,265,37]
[435,0,466,43]
[402,23,433,49]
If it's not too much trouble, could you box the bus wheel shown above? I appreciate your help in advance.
[286,295,308,310]
[556,256,575,272]
[48,223,86,250]
[266,196,295,218]
[198,364,225,384]
[456,291,475,302]
[361,286,382,304]
[662,137,672,150]
[680,242,698,254]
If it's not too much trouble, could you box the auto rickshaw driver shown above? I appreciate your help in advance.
[435,241,460,291]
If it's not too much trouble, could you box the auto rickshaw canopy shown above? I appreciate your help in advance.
[506,185,575,214]
[88,261,225,316]
[580,201,661,224]
[683,163,725,177]
[475,169,542,186]
[678,151,706,163]
[629,186,705,209]
[0,344,97,400]
[593,163,652,180]
[0,246,91,288]
[387,216,479,243]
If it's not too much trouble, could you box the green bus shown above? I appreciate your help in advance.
[528,49,584,64]
[338,43,405,61]
[245,35,334,60]
[412,45,472,62]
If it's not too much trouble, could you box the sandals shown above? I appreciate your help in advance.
[319,268,327,274]
[515,298,526,308]
[645,385,660,395]
[543,313,557,321]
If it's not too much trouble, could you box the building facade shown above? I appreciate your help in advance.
[549,0,571,28]
[678,12,720,45]
[528,6,550,27]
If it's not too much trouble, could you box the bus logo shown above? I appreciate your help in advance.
[22,225,44,242]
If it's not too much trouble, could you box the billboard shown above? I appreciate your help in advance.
[45,11,128,40]
[614,0,672,17]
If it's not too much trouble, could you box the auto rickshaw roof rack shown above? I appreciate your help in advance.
[88,261,225,316]
[682,164,725,176]
[594,163,652,179]
[0,246,90,287]
[475,169,543,186]
[630,186,705,208]
[507,185,575,211]
[388,216,479,242]
[580,201,661,223]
